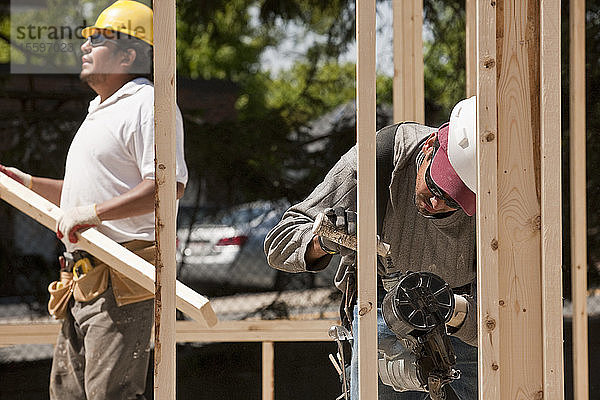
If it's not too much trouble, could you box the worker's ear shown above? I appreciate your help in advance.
[421,132,437,155]
[119,48,137,68]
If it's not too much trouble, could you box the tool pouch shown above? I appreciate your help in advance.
[47,271,74,319]
[72,263,109,302]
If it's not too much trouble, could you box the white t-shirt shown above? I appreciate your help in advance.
[60,78,188,249]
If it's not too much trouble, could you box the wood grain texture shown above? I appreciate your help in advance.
[476,0,501,398]
[466,0,477,97]
[569,0,589,399]
[153,0,178,397]
[0,320,339,345]
[392,0,424,123]
[356,1,378,398]
[262,342,275,400]
[540,0,564,398]
[496,0,544,398]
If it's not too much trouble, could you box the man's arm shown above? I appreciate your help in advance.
[305,235,330,265]
[95,179,185,221]
[264,146,358,273]
[0,164,63,206]
[31,177,63,206]
[57,179,185,243]
[451,294,477,346]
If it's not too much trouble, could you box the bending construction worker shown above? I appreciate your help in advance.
[265,97,478,399]
[1,1,188,399]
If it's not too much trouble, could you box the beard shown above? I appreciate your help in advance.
[414,193,432,217]
[80,71,108,88]
[414,193,436,217]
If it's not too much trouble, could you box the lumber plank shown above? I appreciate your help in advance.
[569,0,589,399]
[153,0,178,396]
[496,0,544,397]
[356,0,378,398]
[0,171,217,327]
[476,0,501,398]
[540,0,565,398]
[262,342,275,400]
[392,0,424,123]
[0,320,338,345]
[466,0,476,97]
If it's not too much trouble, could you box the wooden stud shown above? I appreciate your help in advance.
[466,0,477,97]
[0,172,217,327]
[476,0,500,397]
[540,0,565,398]
[392,0,424,123]
[570,0,589,399]
[356,0,378,399]
[0,320,338,345]
[477,1,564,398]
[497,0,544,396]
[262,342,275,400]
[153,0,178,397]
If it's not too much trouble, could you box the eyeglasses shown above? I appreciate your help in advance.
[424,144,461,210]
[86,32,119,47]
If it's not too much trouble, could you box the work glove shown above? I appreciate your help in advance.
[0,164,32,189]
[318,207,357,255]
[56,204,101,244]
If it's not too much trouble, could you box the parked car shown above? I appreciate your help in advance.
[176,199,332,295]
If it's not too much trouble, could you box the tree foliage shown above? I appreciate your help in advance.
[5,0,599,296]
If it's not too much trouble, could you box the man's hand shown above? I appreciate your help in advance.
[0,164,32,189]
[318,207,357,254]
[56,205,102,244]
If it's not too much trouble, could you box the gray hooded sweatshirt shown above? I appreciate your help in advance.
[264,122,477,346]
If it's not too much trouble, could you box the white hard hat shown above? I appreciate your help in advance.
[447,96,477,193]
[429,96,477,216]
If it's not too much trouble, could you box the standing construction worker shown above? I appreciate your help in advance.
[265,97,478,399]
[1,1,187,399]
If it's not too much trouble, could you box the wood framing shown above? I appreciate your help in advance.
[262,342,275,400]
[466,0,477,97]
[0,320,338,345]
[0,172,218,327]
[476,0,500,397]
[153,0,178,397]
[477,0,564,398]
[540,0,564,398]
[356,0,378,398]
[392,0,424,123]
[569,0,589,398]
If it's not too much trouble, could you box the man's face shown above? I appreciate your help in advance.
[414,134,460,217]
[80,31,125,86]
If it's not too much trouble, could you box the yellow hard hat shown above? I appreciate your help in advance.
[82,1,153,46]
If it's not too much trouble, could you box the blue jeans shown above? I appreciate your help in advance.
[349,307,477,399]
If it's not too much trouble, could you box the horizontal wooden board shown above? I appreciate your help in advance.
[0,172,217,327]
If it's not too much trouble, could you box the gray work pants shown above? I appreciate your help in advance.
[49,282,153,400]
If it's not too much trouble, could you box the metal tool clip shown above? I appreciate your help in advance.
[329,325,353,400]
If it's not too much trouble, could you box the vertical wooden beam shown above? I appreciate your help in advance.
[153,0,177,398]
[497,0,544,397]
[392,0,424,123]
[479,0,563,398]
[262,341,275,400]
[570,0,589,399]
[356,0,378,399]
[540,1,564,399]
[477,0,563,398]
[476,0,500,397]
[466,0,477,97]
